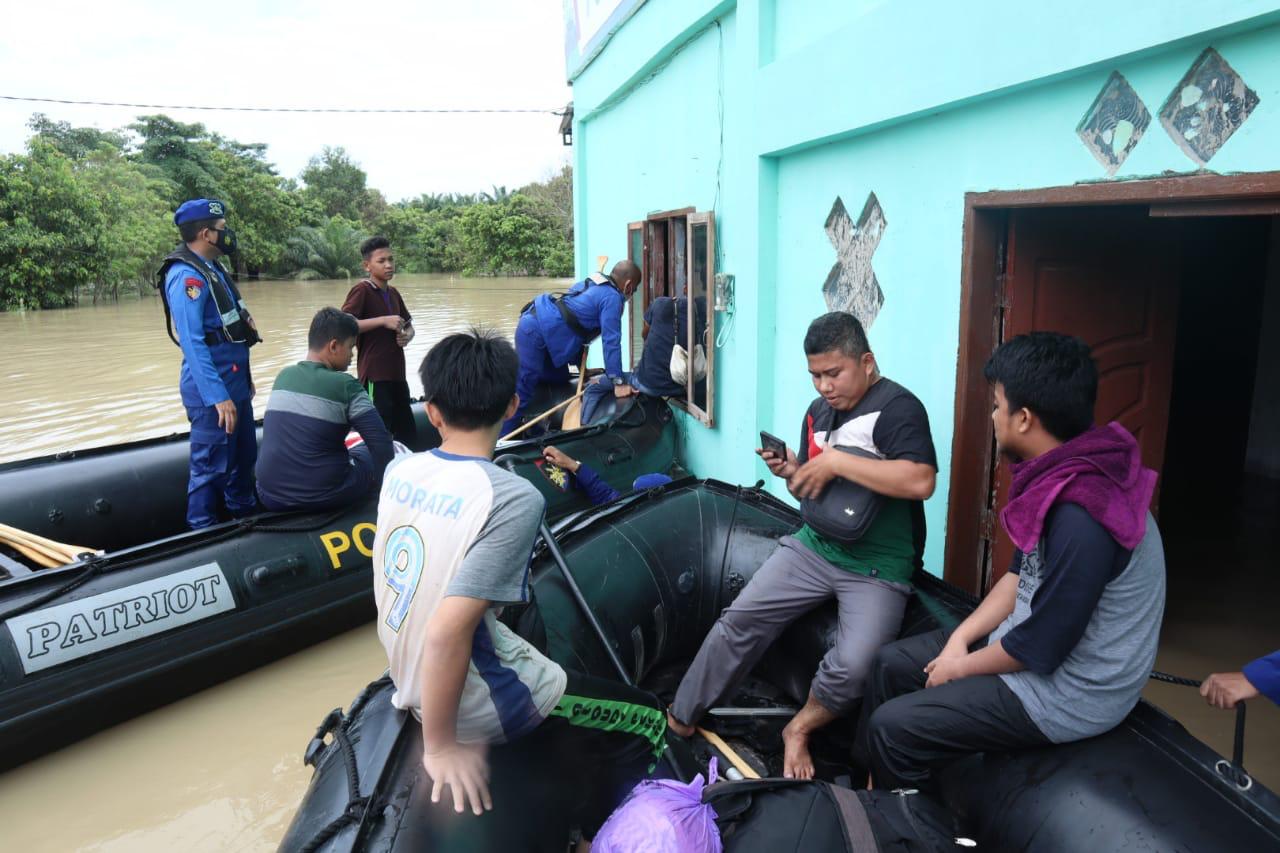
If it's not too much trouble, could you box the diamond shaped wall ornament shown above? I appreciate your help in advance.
[1077,71,1151,175]
[1159,47,1260,166]
[823,193,885,329]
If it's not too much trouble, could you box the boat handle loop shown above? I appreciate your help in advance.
[1150,670,1253,791]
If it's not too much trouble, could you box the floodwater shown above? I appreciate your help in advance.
[0,274,553,851]
[0,627,386,852]
[0,273,554,463]
[1,274,1276,849]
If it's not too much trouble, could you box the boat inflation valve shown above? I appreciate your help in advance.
[93,498,111,514]
[677,570,697,594]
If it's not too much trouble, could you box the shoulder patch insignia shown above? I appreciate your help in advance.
[534,459,572,492]
[184,277,204,300]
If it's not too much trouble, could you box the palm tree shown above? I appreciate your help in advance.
[411,192,449,212]
[481,184,510,203]
[285,218,364,280]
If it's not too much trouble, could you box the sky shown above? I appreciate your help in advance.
[0,0,573,201]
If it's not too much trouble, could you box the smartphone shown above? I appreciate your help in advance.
[759,430,788,460]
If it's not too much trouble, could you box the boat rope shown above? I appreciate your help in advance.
[1149,671,1202,688]
[0,509,355,621]
[295,793,368,853]
[297,676,395,853]
[1149,670,1252,791]
[0,554,109,622]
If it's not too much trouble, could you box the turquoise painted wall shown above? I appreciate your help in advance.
[569,0,1280,575]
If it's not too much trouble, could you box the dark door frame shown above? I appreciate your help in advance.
[944,171,1280,595]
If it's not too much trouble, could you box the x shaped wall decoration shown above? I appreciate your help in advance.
[823,193,886,329]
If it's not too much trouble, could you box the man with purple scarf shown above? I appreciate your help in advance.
[856,332,1167,790]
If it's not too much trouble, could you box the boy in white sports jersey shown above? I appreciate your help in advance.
[372,328,665,849]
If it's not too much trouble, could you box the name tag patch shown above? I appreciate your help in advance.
[5,563,237,675]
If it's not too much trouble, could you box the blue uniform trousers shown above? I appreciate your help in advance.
[504,311,573,435]
[186,399,258,529]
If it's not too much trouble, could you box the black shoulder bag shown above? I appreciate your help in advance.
[800,445,886,545]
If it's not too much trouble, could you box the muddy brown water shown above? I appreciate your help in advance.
[0,274,554,463]
[0,275,1275,849]
[0,275,552,851]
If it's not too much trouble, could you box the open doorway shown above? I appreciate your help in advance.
[946,174,1280,791]
[1153,213,1280,793]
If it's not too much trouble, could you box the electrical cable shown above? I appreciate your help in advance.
[1,94,565,115]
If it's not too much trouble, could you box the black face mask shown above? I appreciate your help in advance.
[211,227,237,255]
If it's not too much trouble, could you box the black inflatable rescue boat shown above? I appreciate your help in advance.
[280,479,1280,852]
[0,395,675,766]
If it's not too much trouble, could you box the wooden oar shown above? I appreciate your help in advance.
[0,536,61,569]
[0,522,95,567]
[696,726,762,779]
[498,391,586,443]
[0,523,93,558]
[559,350,590,431]
[0,523,93,560]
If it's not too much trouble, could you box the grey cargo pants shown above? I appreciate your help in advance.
[671,536,910,725]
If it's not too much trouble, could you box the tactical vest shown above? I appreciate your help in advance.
[156,247,261,348]
[532,272,619,342]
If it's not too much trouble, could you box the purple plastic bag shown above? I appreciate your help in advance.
[593,758,723,853]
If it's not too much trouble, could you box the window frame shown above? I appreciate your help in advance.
[684,211,716,426]
[626,207,715,427]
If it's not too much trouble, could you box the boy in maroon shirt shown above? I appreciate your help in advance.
[342,236,417,445]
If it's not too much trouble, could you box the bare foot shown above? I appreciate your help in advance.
[781,721,815,779]
[666,708,695,738]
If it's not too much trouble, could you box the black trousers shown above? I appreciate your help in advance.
[856,628,1051,790]
[367,379,417,447]
[418,671,666,852]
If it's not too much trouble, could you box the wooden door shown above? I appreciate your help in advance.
[986,207,1181,585]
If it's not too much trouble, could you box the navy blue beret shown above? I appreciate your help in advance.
[174,198,228,225]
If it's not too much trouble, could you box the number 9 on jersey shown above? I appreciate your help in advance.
[382,526,425,632]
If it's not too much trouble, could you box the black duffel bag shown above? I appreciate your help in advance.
[704,778,971,852]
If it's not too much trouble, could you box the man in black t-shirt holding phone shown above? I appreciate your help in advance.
[667,311,937,779]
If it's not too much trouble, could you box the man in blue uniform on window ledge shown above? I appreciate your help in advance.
[502,260,642,436]
[156,198,262,529]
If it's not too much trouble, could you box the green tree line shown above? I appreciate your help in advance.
[0,114,574,310]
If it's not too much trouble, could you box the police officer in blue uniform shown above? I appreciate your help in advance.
[156,199,262,529]
[502,259,642,435]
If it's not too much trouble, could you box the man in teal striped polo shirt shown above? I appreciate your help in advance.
[256,307,394,512]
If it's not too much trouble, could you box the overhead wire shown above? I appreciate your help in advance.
[0,94,566,115]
